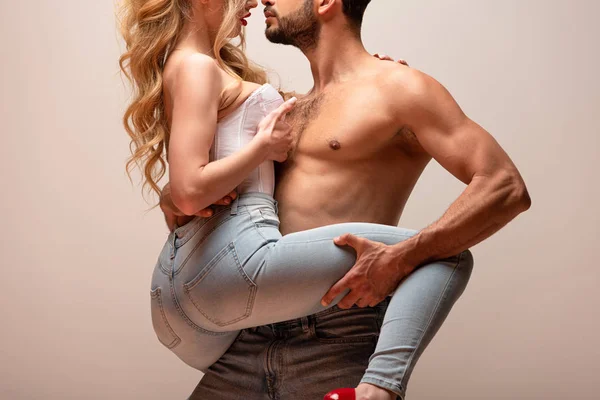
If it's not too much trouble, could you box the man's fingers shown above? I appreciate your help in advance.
[333,233,364,250]
[368,298,384,307]
[337,291,362,309]
[321,277,351,306]
[356,297,372,308]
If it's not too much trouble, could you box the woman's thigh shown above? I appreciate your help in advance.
[232,222,419,329]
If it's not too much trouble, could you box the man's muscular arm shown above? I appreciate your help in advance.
[388,68,531,266]
[321,67,530,309]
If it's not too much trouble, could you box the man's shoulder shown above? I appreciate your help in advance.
[373,63,455,119]
[373,62,435,99]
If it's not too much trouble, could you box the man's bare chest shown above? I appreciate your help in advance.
[285,92,398,159]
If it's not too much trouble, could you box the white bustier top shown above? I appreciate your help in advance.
[211,82,284,196]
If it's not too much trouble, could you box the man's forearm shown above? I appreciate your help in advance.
[396,172,531,266]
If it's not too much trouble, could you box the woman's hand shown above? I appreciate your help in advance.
[191,190,238,220]
[255,97,297,162]
[160,183,238,231]
[373,53,409,66]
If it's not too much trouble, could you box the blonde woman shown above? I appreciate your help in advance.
[119,1,476,399]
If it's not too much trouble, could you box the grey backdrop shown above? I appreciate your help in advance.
[1,0,598,399]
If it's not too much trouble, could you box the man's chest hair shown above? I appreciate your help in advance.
[287,93,326,141]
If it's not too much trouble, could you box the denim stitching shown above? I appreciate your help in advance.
[158,258,170,276]
[175,206,231,247]
[258,208,280,226]
[169,275,230,336]
[280,232,412,246]
[174,210,248,276]
[230,244,258,325]
[247,206,271,243]
[183,243,257,327]
[184,244,231,290]
[314,334,378,344]
[150,287,181,349]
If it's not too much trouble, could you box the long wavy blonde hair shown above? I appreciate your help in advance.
[118,0,268,206]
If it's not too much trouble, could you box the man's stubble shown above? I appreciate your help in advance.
[265,0,321,50]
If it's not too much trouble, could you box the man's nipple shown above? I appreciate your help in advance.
[328,139,341,150]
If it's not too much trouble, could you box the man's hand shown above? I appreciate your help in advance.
[320,234,414,309]
[159,183,238,232]
[373,53,409,66]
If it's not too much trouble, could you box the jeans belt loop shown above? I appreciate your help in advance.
[230,195,240,215]
[301,316,309,333]
[169,232,177,259]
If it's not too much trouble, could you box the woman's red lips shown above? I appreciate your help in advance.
[240,12,251,26]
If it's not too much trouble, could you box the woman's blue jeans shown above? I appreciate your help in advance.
[151,192,473,398]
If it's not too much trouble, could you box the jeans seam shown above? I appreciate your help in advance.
[175,207,231,248]
[158,258,170,276]
[247,206,272,243]
[313,335,378,344]
[174,211,246,276]
[183,243,257,327]
[280,232,412,246]
[150,287,181,349]
[169,275,230,337]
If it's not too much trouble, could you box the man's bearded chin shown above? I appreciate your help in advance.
[265,4,320,50]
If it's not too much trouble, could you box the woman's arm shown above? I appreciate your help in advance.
[160,183,237,232]
[168,55,292,215]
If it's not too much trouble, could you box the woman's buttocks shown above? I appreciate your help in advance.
[164,210,255,330]
[163,196,280,330]
[171,207,259,283]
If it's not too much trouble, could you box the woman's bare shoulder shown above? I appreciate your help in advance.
[164,52,222,93]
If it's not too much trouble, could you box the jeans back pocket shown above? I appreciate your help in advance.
[183,242,257,327]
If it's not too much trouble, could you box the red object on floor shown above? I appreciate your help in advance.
[323,388,356,400]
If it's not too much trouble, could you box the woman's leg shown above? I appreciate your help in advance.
[238,221,473,399]
[158,202,472,393]
[359,248,473,399]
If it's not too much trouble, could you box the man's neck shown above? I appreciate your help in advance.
[302,28,373,92]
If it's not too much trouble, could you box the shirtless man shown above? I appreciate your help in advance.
[160,0,531,399]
